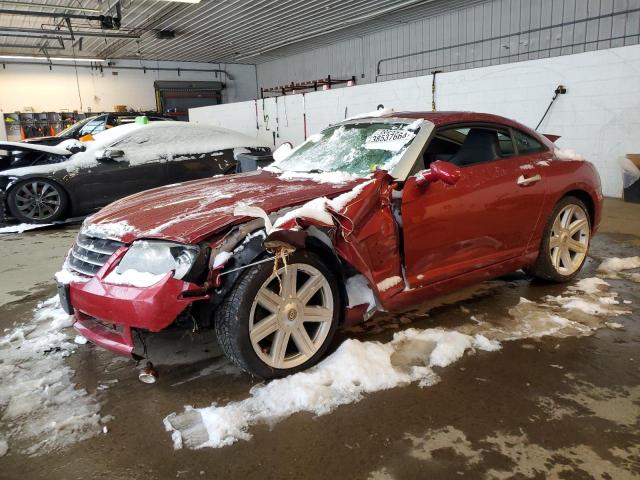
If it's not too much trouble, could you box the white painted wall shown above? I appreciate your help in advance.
[0,59,257,113]
[190,44,640,198]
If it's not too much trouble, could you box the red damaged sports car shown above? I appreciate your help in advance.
[57,111,603,378]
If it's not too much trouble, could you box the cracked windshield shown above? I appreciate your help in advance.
[273,121,421,176]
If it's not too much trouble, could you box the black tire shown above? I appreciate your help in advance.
[7,179,68,224]
[214,250,341,379]
[527,196,591,283]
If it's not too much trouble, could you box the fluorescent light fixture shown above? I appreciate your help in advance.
[157,0,201,3]
[0,55,105,62]
[0,0,101,13]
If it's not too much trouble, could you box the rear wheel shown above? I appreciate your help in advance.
[528,196,591,282]
[7,179,68,223]
[214,250,340,379]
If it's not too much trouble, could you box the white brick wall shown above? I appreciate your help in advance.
[190,44,640,198]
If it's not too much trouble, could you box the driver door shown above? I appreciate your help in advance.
[68,129,169,211]
[401,125,548,288]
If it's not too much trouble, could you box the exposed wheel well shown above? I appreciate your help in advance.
[562,189,595,230]
[304,236,349,323]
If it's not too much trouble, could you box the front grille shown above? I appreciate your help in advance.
[68,233,125,276]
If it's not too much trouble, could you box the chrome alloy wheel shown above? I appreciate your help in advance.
[14,181,62,221]
[549,204,590,276]
[249,263,334,370]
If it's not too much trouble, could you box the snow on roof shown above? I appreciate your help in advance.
[345,107,394,121]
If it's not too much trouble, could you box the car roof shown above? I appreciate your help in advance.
[383,110,540,134]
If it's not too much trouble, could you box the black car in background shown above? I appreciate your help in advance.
[0,122,271,224]
[1,113,174,171]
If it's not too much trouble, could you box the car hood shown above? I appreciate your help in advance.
[0,141,72,157]
[85,170,364,244]
[22,136,62,145]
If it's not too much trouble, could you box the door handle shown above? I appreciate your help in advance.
[517,174,541,186]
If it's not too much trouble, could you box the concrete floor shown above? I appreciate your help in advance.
[0,198,639,479]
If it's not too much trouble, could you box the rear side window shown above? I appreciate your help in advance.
[513,130,545,154]
[497,131,515,156]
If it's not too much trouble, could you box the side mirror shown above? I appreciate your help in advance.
[95,148,125,162]
[272,142,293,162]
[416,160,461,187]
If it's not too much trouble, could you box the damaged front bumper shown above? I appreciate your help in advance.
[65,271,206,358]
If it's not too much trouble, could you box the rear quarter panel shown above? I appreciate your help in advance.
[525,158,603,255]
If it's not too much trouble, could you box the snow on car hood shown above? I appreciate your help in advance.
[84,170,365,244]
[0,141,72,157]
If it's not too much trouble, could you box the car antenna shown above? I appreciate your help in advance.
[535,85,567,130]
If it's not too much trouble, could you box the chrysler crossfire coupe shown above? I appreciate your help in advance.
[57,111,602,379]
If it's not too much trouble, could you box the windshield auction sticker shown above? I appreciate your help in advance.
[364,128,415,152]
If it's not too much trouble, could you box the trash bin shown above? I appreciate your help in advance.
[236,151,274,173]
[622,154,640,203]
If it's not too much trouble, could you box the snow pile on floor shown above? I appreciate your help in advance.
[0,223,53,234]
[597,256,640,275]
[456,277,630,342]
[164,330,498,449]
[0,297,104,455]
[164,274,632,450]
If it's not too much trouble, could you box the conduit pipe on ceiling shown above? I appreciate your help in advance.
[0,26,140,39]
[0,60,233,79]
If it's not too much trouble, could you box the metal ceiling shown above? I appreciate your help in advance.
[0,0,463,63]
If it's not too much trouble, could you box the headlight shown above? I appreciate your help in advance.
[116,240,199,280]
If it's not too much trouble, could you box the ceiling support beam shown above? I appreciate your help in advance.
[0,42,64,50]
[0,26,140,39]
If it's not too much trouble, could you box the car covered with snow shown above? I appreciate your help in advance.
[0,113,174,172]
[57,110,603,379]
[0,122,271,223]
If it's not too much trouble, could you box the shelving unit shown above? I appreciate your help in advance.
[260,75,357,98]
[1,112,92,141]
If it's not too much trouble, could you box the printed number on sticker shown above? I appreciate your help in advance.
[367,129,412,144]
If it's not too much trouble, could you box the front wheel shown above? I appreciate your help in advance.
[214,250,340,379]
[528,196,591,282]
[7,179,68,223]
